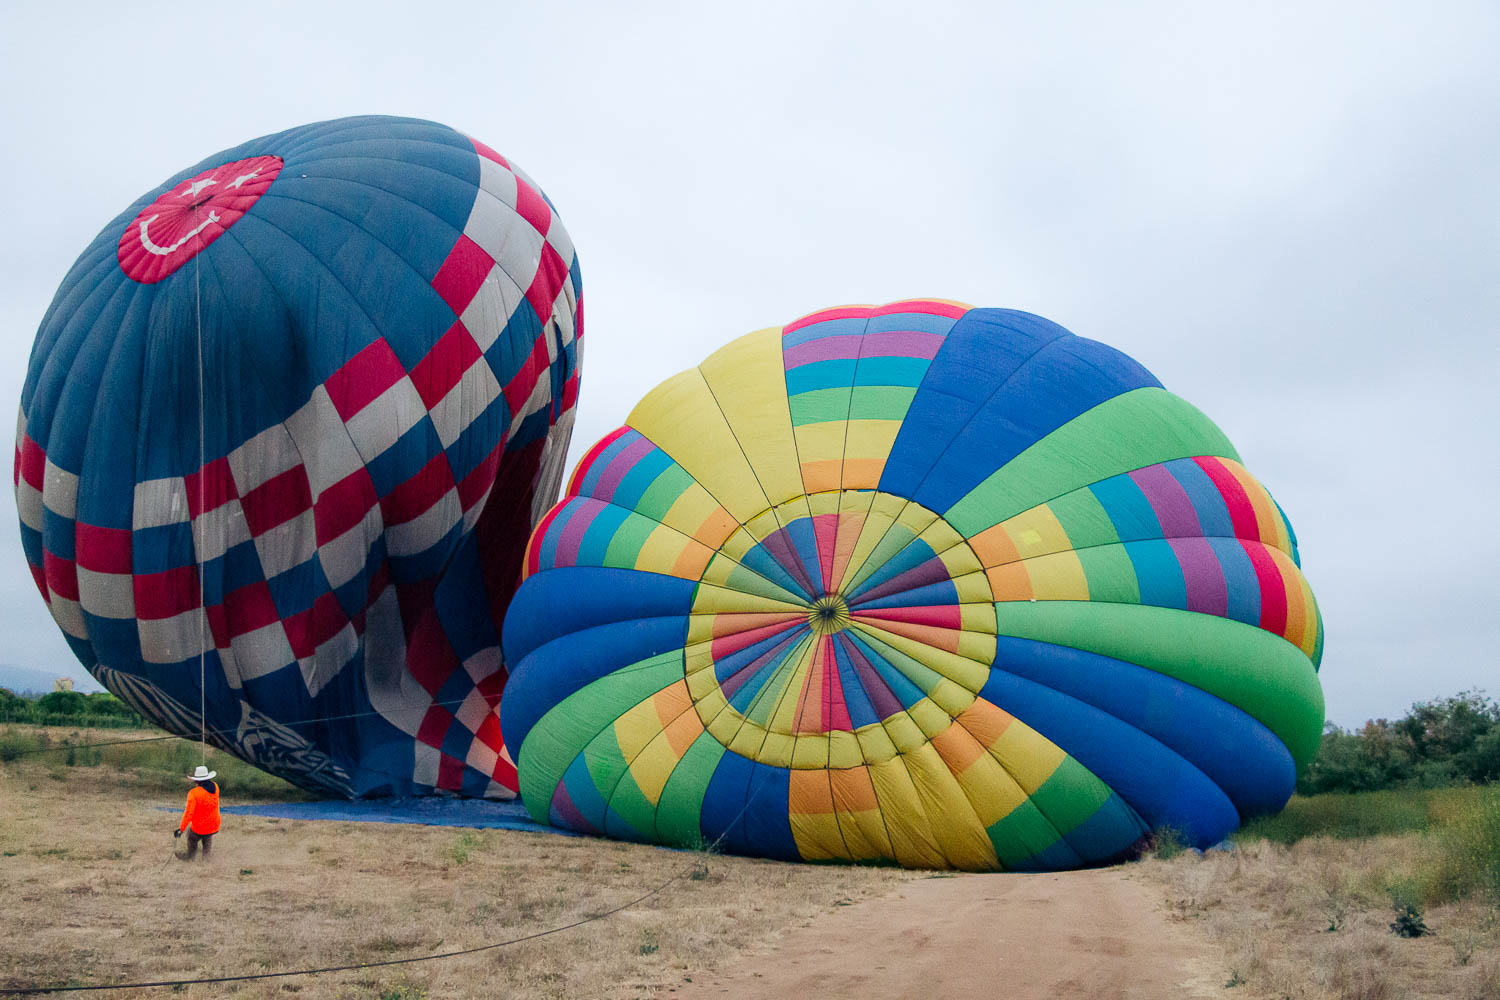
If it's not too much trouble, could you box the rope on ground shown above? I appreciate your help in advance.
[0,868,691,996]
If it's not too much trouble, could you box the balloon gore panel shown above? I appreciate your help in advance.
[502,300,1322,870]
[17,116,582,798]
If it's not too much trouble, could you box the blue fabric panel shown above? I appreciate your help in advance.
[714,624,810,687]
[725,631,810,712]
[742,763,799,861]
[851,578,961,611]
[991,636,1295,819]
[700,754,800,861]
[432,535,500,659]
[499,615,689,754]
[501,567,695,666]
[575,502,633,567]
[865,311,958,335]
[1059,792,1148,865]
[446,395,512,483]
[852,356,931,387]
[1165,458,1234,538]
[575,430,639,497]
[1207,537,1263,627]
[831,638,880,730]
[560,753,611,833]
[220,797,573,836]
[781,316,869,348]
[782,518,827,595]
[607,447,674,509]
[1090,473,1166,542]
[845,633,927,707]
[1125,539,1188,610]
[915,335,1162,514]
[739,538,815,601]
[977,669,1241,846]
[786,359,856,395]
[878,309,1071,498]
[847,538,937,600]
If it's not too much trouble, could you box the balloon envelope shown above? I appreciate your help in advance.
[502,300,1322,870]
[17,116,582,797]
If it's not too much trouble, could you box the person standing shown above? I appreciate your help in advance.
[176,765,221,861]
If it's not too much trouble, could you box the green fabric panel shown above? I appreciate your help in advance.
[654,732,726,847]
[602,512,660,569]
[1074,545,1141,603]
[745,653,803,727]
[1048,488,1121,549]
[848,386,918,421]
[788,387,852,426]
[516,653,684,823]
[634,465,696,522]
[581,727,640,835]
[850,628,945,695]
[945,389,1241,536]
[600,750,659,842]
[991,601,1324,768]
[1027,756,1112,833]
[844,523,920,593]
[987,798,1074,870]
[719,558,809,605]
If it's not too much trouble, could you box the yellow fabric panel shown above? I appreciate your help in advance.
[855,722,898,763]
[698,327,804,508]
[868,757,947,868]
[998,504,1071,562]
[767,645,818,735]
[901,743,998,870]
[1266,544,1310,652]
[668,537,715,580]
[791,734,831,769]
[956,630,997,665]
[634,525,694,578]
[690,583,806,614]
[788,816,842,862]
[1298,571,1320,658]
[629,726,690,805]
[988,718,1066,794]
[880,710,928,754]
[952,570,998,603]
[936,726,1028,826]
[613,695,667,762]
[744,507,783,544]
[704,703,741,746]
[935,538,984,578]
[827,729,862,769]
[792,419,846,464]
[960,603,999,634]
[626,365,769,522]
[841,419,902,468]
[830,767,894,859]
[911,691,967,734]
[1022,550,1091,601]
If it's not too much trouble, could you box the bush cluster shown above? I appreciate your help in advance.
[1298,690,1500,794]
[0,686,145,728]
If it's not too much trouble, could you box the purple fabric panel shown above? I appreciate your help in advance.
[590,435,655,503]
[550,781,601,836]
[1130,464,1204,538]
[861,330,944,359]
[553,497,606,568]
[850,557,950,606]
[1168,536,1229,617]
[784,335,863,367]
[838,633,905,719]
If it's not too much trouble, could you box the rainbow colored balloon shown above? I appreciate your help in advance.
[500,300,1323,871]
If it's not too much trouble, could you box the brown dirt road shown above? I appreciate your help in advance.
[670,866,1226,1000]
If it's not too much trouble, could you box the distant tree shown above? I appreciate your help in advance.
[35,690,88,718]
[84,691,142,723]
[0,686,29,720]
[1299,690,1498,794]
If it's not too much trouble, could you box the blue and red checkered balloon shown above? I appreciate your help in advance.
[15,116,582,797]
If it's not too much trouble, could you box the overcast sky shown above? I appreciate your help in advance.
[1,1,1494,726]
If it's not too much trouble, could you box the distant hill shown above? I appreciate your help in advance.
[0,663,103,698]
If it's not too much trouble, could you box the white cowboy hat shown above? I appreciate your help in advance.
[187,765,217,781]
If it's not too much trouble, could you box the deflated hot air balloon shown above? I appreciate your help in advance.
[16,116,581,797]
[501,300,1322,870]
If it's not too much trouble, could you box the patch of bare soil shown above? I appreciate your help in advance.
[672,867,1226,999]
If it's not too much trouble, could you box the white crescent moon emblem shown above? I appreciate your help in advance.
[138,210,221,257]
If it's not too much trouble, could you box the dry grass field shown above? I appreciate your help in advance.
[4,724,1498,999]
[0,726,913,999]
[1136,795,1500,1000]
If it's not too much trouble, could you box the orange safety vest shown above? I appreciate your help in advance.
[179,783,221,835]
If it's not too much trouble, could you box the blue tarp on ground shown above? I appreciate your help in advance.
[214,798,577,835]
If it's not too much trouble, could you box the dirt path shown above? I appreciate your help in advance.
[671,867,1225,1000]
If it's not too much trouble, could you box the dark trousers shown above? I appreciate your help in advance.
[185,829,214,860]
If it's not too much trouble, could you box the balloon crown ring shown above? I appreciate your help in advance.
[807,594,851,636]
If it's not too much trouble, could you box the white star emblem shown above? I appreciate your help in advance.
[227,169,261,190]
[181,177,218,199]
